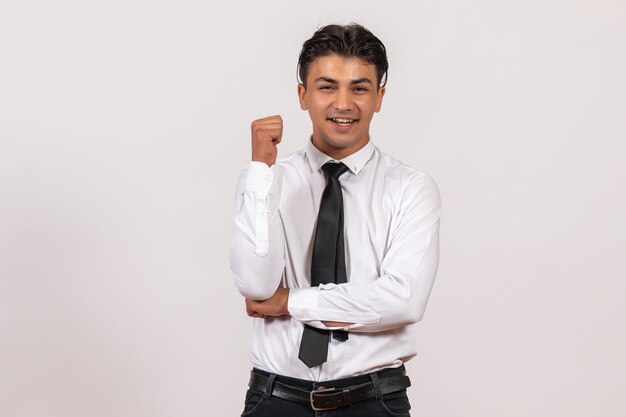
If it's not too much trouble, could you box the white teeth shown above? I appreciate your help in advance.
[332,118,355,124]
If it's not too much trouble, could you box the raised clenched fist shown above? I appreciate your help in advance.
[251,115,283,167]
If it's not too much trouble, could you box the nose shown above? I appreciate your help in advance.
[333,88,353,112]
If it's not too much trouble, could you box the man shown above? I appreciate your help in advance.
[229,23,441,417]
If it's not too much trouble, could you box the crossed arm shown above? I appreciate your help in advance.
[245,288,352,328]
[230,162,441,333]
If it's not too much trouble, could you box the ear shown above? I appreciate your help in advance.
[297,83,308,110]
[375,86,386,113]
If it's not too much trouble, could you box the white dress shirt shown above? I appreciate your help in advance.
[229,138,442,381]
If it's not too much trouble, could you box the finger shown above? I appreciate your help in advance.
[252,126,282,141]
[251,118,283,130]
[255,115,282,123]
[254,119,283,127]
[245,299,255,316]
[258,127,282,137]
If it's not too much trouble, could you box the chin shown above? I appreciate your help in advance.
[323,138,356,149]
[323,132,359,145]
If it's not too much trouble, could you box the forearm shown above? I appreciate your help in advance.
[288,283,427,333]
[290,275,435,333]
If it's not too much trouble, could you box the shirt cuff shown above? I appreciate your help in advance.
[245,161,284,194]
[288,287,319,322]
[245,161,273,194]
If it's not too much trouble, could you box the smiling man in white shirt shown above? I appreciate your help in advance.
[229,23,441,417]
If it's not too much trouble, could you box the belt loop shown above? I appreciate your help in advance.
[263,373,277,399]
[369,371,382,400]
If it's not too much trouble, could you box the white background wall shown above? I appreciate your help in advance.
[1,1,625,416]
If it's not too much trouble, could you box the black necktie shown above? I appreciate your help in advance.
[298,161,350,368]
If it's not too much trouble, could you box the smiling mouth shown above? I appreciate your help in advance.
[327,117,358,126]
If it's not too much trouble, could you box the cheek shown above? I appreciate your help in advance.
[358,104,378,119]
[356,97,378,111]
[311,104,330,118]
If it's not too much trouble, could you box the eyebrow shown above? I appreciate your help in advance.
[314,76,374,85]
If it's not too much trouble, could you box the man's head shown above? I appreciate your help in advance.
[297,24,388,160]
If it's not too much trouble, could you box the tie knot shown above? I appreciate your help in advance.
[321,162,349,179]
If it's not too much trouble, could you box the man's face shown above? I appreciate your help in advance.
[298,54,385,160]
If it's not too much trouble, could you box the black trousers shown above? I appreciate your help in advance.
[240,366,411,417]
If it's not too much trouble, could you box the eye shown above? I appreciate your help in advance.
[319,85,335,91]
[353,86,369,93]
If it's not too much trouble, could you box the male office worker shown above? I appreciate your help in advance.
[229,23,441,417]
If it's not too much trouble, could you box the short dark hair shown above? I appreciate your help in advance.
[297,23,389,88]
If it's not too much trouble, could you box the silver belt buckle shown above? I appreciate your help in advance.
[310,386,338,411]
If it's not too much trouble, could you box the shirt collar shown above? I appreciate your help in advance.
[305,137,376,175]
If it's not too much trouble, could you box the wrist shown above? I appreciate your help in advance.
[281,288,290,315]
[251,153,274,167]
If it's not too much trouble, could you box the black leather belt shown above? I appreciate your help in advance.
[248,369,411,411]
